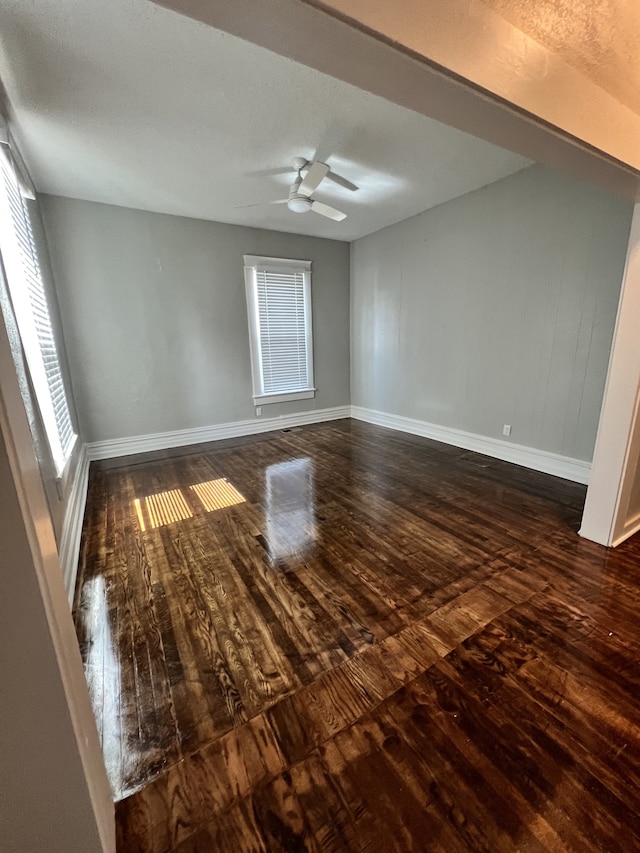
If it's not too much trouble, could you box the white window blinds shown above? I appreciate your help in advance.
[256,268,308,393]
[0,147,76,475]
[244,256,315,405]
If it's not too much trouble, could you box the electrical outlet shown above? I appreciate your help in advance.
[255,406,262,417]
[502,424,512,437]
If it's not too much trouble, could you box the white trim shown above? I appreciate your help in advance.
[611,511,640,548]
[350,406,591,485]
[580,204,640,546]
[254,388,316,405]
[55,433,79,499]
[244,255,312,272]
[0,149,75,475]
[244,255,314,402]
[86,406,592,485]
[0,273,114,849]
[58,442,90,605]
[86,406,351,461]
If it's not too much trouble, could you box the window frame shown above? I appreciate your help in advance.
[244,254,316,406]
[0,143,77,482]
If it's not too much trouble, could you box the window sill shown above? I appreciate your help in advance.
[253,389,316,406]
[54,433,79,500]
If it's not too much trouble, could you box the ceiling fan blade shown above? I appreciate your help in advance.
[298,161,330,196]
[326,171,359,192]
[245,167,292,178]
[310,200,347,222]
[234,199,288,208]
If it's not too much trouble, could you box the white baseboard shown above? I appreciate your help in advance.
[351,406,591,485]
[58,442,90,605]
[86,406,351,461]
[86,404,591,483]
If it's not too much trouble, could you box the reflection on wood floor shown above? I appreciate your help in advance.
[73,419,640,852]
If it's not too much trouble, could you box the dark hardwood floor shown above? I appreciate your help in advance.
[73,419,640,852]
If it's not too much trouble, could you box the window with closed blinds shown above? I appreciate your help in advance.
[0,146,76,476]
[244,255,315,405]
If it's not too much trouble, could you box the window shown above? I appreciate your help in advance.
[0,145,76,477]
[244,255,315,405]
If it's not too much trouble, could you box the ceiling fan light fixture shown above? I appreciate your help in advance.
[288,196,312,213]
[237,156,351,220]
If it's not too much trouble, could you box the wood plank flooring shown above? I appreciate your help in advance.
[73,419,640,852]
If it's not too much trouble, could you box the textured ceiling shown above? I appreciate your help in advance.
[480,0,640,117]
[0,0,530,241]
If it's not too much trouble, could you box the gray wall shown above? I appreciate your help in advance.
[40,197,351,444]
[351,165,633,462]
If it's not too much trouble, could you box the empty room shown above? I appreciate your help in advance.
[2,1,640,852]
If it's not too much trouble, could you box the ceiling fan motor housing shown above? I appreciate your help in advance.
[288,194,312,213]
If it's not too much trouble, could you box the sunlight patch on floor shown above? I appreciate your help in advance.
[144,489,193,528]
[190,478,246,512]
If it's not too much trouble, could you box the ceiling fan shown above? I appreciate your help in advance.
[237,157,357,222]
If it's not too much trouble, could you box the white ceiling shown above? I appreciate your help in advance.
[0,0,531,242]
